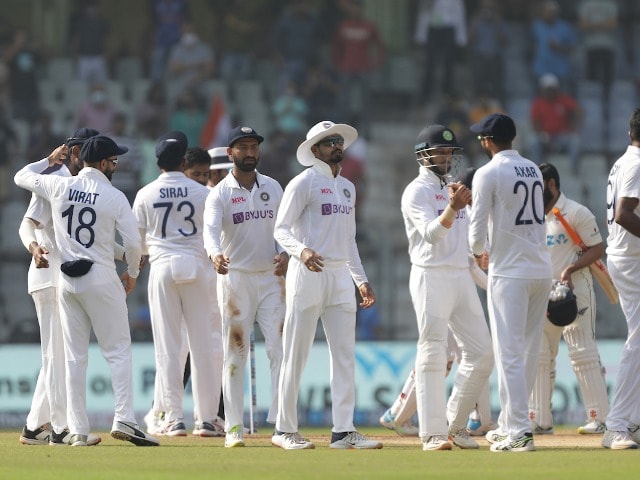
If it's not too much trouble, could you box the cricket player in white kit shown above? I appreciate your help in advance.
[528,162,609,436]
[400,124,493,451]
[14,135,159,447]
[133,131,223,437]
[204,126,286,448]
[468,113,552,452]
[602,108,640,450]
[271,121,381,450]
[18,129,103,446]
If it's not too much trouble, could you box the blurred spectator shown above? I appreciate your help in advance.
[218,0,270,82]
[271,81,309,137]
[331,0,386,138]
[0,104,17,201]
[467,0,509,103]
[467,94,504,164]
[74,82,118,133]
[258,130,296,188]
[270,1,320,92]
[3,28,40,123]
[135,81,169,140]
[303,58,341,125]
[339,137,368,230]
[148,0,188,81]
[531,1,577,91]
[530,73,583,172]
[69,0,110,82]
[26,110,65,162]
[168,88,206,146]
[436,95,472,153]
[577,0,618,101]
[166,21,214,106]
[110,111,141,201]
[414,0,467,101]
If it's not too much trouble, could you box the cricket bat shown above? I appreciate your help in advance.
[552,207,619,304]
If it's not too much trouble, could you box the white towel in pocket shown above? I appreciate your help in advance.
[171,255,197,284]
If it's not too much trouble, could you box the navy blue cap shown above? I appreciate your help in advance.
[155,130,188,162]
[80,135,128,163]
[227,126,264,147]
[470,113,516,141]
[415,124,461,152]
[67,127,100,148]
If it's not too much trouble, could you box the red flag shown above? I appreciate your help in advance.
[200,93,231,149]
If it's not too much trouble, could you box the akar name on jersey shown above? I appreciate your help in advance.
[159,187,188,198]
[514,166,539,178]
[68,189,100,205]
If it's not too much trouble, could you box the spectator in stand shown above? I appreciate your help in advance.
[467,0,509,103]
[414,0,467,101]
[531,1,577,92]
[0,104,18,202]
[272,81,309,139]
[68,1,110,82]
[168,88,206,147]
[303,58,341,125]
[530,73,583,172]
[3,28,40,123]
[26,111,65,163]
[110,112,142,202]
[467,95,504,164]
[218,0,270,82]
[74,82,118,134]
[166,21,214,107]
[135,81,169,140]
[270,1,320,92]
[331,0,386,139]
[148,0,188,82]
[577,0,619,102]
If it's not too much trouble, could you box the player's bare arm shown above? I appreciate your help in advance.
[559,242,605,289]
[614,197,640,238]
[47,144,68,167]
[300,248,324,272]
[273,252,289,277]
[448,183,472,210]
[358,282,376,308]
[213,253,230,275]
[119,271,137,296]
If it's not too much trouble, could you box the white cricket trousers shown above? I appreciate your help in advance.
[410,266,493,438]
[26,287,67,433]
[218,269,284,430]
[606,256,640,432]
[59,266,136,436]
[276,259,357,434]
[148,259,222,425]
[488,275,552,440]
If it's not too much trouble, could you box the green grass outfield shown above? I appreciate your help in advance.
[1,426,637,480]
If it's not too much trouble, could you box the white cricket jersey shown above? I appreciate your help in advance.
[133,171,209,263]
[401,167,470,268]
[14,164,141,278]
[23,159,72,293]
[204,171,283,272]
[469,149,552,279]
[545,193,602,279]
[606,145,640,257]
[274,159,368,285]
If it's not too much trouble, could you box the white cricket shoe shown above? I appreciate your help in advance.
[144,409,164,435]
[449,428,479,449]
[422,435,453,451]
[49,428,101,446]
[330,431,382,449]
[467,420,498,437]
[490,432,535,452]
[111,420,160,446]
[193,418,225,437]
[157,419,187,437]
[577,420,606,435]
[485,428,508,444]
[601,430,639,450]
[379,409,419,437]
[531,422,554,435]
[19,424,51,445]
[628,424,640,443]
[224,425,245,448]
[271,431,315,450]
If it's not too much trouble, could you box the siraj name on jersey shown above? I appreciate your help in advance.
[514,166,539,178]
[159,187,188,198]
[68,189,100,204]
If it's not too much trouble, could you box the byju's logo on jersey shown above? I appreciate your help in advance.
[322,203,332,215]
[233,212,244,224]
[321,203,353,216]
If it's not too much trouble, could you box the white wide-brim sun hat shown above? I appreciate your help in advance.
[208,146,234,170]
[296,121,358,167]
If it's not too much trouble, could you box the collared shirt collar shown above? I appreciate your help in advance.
[311,158,341,178]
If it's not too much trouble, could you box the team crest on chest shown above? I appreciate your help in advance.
[260,192,270,202]
[343,188,351,198]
